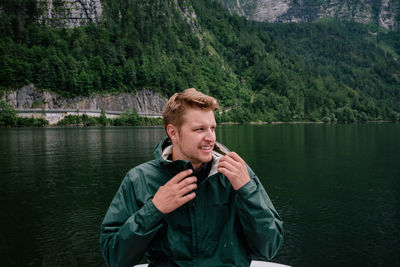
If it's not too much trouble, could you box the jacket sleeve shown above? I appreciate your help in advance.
[235,168,284,260]
[100,173,165,267]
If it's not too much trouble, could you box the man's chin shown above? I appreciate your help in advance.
[200,154,213,163]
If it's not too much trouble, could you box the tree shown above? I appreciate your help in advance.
[0,101,17,126]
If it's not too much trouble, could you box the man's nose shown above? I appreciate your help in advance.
[204,129,215,141]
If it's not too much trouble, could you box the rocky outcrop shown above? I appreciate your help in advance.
[218,0,399,31]
[39,0,102,28]
[35,0,399,30]
[2,84,167,115]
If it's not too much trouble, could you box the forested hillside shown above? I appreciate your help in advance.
[1,0,399,122]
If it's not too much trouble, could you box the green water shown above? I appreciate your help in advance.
[0,124,399,266]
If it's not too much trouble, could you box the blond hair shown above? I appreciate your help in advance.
[163,88,218,131]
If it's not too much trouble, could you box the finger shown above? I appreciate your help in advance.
[179,192,196,205]
[226,152,246,165]
[217,166,234,178]
[220,155,242,169]
[167,169,193,185]
[176,176,197,190]
[218,160,236,172]
[179,182,197,195]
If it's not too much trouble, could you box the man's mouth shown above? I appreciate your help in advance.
[200,145,213,151]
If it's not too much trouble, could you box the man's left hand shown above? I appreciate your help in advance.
[217,152,251,190]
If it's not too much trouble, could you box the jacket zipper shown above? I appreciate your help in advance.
[189,199,198,266]
[189,173,218,266]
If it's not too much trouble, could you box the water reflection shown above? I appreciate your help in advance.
[0,127,166,267]
[217,124,400,266]
[1,124,399,266]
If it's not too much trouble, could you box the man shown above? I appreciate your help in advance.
[100,88,283,267]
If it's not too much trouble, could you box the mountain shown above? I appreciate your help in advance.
[39,0,102,28]
[0,0,399,123]
[217,0,400,31]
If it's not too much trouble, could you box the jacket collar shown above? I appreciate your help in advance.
[154,137,229,178]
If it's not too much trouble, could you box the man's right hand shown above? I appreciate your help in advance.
[152,169,197,214]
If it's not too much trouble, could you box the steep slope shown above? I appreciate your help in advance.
[0,0,399,122]
[0,0,246,102]
[217,0,400,31]
[192,0,400,122]
[38,0,102,28]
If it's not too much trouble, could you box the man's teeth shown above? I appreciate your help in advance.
[202,146,211,150]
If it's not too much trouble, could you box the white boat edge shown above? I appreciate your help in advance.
[134,260,291,267]
[251,261,291,267]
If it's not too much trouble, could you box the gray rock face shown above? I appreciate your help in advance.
[35,0,399,30]
[218,0,399,31]
[2,84,167,115]
[39,0,102,28]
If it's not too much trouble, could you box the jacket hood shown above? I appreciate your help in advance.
[154,136,230,177]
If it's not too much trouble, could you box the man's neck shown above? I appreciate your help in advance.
[191,163,203,171]
[171,149,203,171]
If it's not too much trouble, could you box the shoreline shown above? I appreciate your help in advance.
[221,120,393,125]
[1,120,394,129]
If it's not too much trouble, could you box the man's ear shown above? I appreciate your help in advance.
[166,124,178,142]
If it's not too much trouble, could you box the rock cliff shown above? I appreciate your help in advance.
[39,0,102,27]
[217,0,399,31]
[35,0,399,30]
[2,84,167,115]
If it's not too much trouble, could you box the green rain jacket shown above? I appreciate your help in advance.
[100,137,283,267]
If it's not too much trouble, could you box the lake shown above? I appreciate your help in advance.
[1,124,399,266]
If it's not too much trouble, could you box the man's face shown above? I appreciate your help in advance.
[170,107,216,170]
